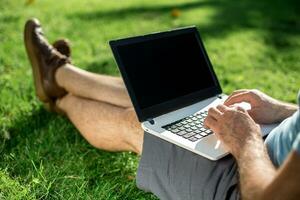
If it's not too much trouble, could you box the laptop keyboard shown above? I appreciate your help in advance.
[162,110,213,142]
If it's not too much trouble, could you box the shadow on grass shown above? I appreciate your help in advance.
[200,0,300,50]
[0,107,64,178]
[0,15,20,24]
[0,106,147,198]
[70,0,300,52]
[1,107,53,153]
[84,58,119,75]
[69,1,219,21]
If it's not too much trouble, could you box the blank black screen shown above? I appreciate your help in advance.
[116,32,216,109]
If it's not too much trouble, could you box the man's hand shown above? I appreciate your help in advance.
[204,104,263,159]
[204,91,300,200]
[224,89,297,124]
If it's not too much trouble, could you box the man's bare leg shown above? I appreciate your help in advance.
[54,64,144,154]
[55,64,131,108]
[56,94,144,154]
[24,18,143,154]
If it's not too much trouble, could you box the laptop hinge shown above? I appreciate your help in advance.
[217,94,224,99]
[147,118,155,125]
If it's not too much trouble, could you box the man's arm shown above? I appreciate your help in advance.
[237,142,300,200]
[274,101,298,121]
[260,151,300,200]
[224,89,298,124]
[204,104,300,200]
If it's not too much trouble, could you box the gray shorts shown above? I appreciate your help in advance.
[136,132,240,200]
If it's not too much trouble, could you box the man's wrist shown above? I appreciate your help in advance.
[235,135,266,162]
[274,101,298,121]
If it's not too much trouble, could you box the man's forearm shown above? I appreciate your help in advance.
[274,101,298,121]
[237,137,276,200]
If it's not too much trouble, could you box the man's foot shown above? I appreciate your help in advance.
[24,18,70,113]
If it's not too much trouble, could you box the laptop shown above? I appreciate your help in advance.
[110,26,278,160]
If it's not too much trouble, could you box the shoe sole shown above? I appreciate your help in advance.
[24,19,50,103]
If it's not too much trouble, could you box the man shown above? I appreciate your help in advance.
[24,18,300,200]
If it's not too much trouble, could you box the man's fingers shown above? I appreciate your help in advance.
[230,89,249,95]
[228,104,248,113]
[236,106,247,113]
[204,115,217,130]
[207,107,222,120]
[224,92,254,106]
[224,92,248,105]
[216,104,229,113]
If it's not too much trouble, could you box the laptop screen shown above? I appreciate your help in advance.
[110,27,221,121]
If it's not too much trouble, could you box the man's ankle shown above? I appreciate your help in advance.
[55,64,68,89]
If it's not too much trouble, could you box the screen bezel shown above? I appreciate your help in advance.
[110,26,222,122]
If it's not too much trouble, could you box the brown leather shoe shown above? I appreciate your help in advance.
[53,39,71,59]
[24,18,70,112]
[48,39,72,114]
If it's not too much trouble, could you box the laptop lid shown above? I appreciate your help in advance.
[110,26,222,122]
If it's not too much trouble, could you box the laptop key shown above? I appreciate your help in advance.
[200,132,207,136]
[183,132,196,138]
[195,134,203,139]
[195,129,201,134]
[171,129,180,133]
[188,137,198,142]
[177,131,187,136]
[170,125,178,129]
[184,124,191,128]
[186,128,194,132]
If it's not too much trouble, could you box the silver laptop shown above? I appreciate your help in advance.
[110,26,278,160]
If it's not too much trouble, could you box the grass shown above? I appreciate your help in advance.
[0,0,299,199]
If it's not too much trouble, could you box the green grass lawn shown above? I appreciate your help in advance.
[0,0,299,199]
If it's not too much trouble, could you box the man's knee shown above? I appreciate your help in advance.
[120,108,144,154]
[122,108,140,130]
[56,93,78,113]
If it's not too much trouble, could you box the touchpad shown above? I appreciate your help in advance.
[195,135,229,160]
